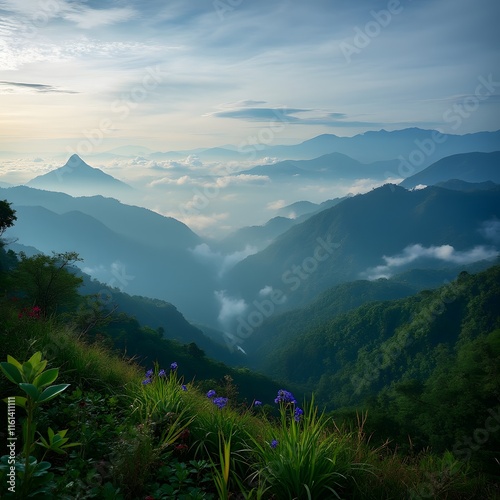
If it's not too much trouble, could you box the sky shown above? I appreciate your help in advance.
[1,0,499,155]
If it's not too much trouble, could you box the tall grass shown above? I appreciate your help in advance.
[248,395,368,499]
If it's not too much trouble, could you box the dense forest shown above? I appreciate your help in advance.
[1,199,499,498]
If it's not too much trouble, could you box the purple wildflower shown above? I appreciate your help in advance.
[270,439,278,449]
[142,378,152,385]
[274,389,297,405]
[181,384,187,391]
[206,389,216,399]
[145,369,154,378]
[170,362,178,371]
[294,407,304,422]
[254,400,262,406]
[212,397,228,409]
[158,369,166,377]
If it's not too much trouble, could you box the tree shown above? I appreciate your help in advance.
[11,251,83,316]
[0,199,16,239]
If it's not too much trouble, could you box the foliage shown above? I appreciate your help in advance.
[0,199,16,238]
[10,252,83,316]
[0,352,76,498]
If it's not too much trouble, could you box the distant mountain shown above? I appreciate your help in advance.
[277,201,318,218]
[216,216,296,253]
[277,197,349,219]
[241,152,399,180]
[120,128,500,167]
[218,197,349,253]
[0,186,200,250]
[434,179,499,192]
[1,188,218,324]
[222,184,500,316]
[262,128,500,165]
[400,151,500,188]
[26,154,133,197]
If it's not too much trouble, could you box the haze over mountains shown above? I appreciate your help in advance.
[1,128,500,356]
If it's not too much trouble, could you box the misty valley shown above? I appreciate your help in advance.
[1,128,500,498]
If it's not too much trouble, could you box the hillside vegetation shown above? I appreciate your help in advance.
[0,200,499,498]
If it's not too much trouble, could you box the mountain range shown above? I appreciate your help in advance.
[221,183,500,319]
[400,151,500,188]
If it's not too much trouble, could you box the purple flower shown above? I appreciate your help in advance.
[145,369,154,378]
[206,389,216,399]
[142,378,152,385]
[254,400,262,406]
[181,384,187,391]
[212,397,228,409]
[294,407,304,422]
[274,389,297,405]
[158,369,166,377]
[170,362,178,371]
[270,439,278,449]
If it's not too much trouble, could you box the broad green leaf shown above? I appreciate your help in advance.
[0,362,22,384]
[22,361,34,382]
[38,384,70,403]
[13,396,27,409]
[7,355,22,370]
[19,383,40,401]
[33,368,59,389]
[32,359,48,378]
[27,352,42,366]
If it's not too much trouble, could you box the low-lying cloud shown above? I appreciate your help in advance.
[364,243,499,280]
[190,243,257,277]
[215,290,247,328]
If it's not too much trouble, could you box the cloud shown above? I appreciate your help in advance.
[212,174,270,189]
[62,7,136,29]
[480,219,500,244]
[258,285,273,297]
[211,107,307,122]
[0,1,136,29]
[190,243,257,277]
[363,244,499,280]
[209,104,420,128]
[0,81,78,94]
[149,175,191,187]
[266,199,287,210]
[215,290,247,327]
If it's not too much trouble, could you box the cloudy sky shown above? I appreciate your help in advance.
[1,0,499,154]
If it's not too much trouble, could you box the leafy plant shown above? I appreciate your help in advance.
[0,352,76,497]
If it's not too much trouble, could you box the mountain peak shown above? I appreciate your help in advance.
[26,154,132,196]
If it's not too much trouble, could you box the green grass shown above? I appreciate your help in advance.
[1,303,498,499]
